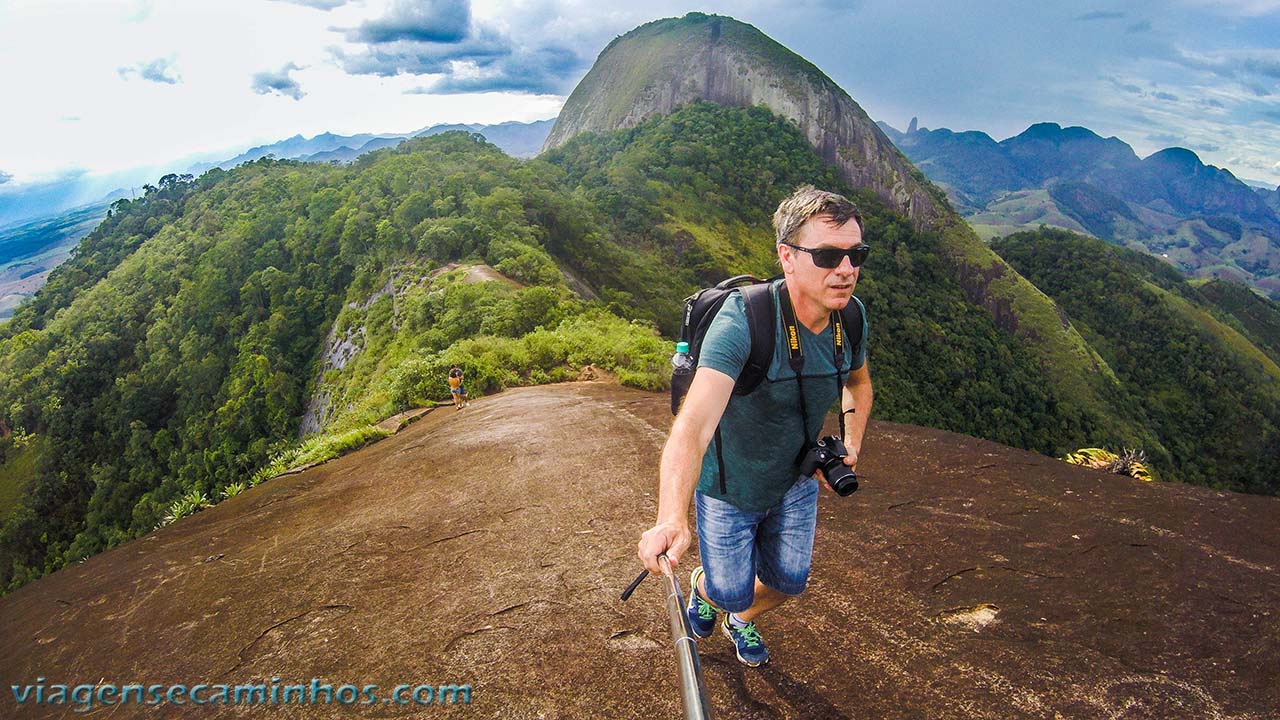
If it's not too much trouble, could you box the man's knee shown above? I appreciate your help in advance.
[757,560,811,597]
[759,576,806,598]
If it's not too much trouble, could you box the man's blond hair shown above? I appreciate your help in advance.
[772,185,863,246]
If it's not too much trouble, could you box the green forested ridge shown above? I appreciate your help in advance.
[0,158,349,590]
[0,106,1275,595]
[1047,181,1139,241]
[4,175,207,332]
[0,436,42,523]
[1195,278,1280,366]
[993,228,1280,494]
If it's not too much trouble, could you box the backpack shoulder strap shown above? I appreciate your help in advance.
[838,296,866,365]
[735,282,777,395]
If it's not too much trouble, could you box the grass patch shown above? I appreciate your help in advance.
[250,425,392,486]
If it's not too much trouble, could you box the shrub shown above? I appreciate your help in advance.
[382,311,669,401]
[1063,447,1155,481]
[161,490,211,526]
[220,481,247,500]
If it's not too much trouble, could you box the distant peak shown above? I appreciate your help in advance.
[1013,123,1105,143]
[1148,146,1200,163]
[1021,122,1064,137]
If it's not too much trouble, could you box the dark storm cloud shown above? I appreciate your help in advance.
[332,0,583,95]
[330,29,509,77]
[428,46,582,94]
[341,0,471,44]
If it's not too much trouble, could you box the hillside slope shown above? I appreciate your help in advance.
[993,228,1280,493]
[2,384,1276,718]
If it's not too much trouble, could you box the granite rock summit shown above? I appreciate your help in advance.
[544,13,946,228]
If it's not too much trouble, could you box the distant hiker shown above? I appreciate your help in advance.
[447,366,468,409]
[638,185,874,667]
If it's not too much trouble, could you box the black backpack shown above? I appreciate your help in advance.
[670,275,864,415]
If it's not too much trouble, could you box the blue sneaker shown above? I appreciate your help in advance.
[721,614,770,667]
[685,566,718,639]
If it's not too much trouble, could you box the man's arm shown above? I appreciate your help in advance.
[841,360,873,470]
[637,367,736,574]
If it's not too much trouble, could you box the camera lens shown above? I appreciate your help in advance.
[823,461,859,496]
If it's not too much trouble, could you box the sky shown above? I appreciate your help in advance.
[1,0,1279,191]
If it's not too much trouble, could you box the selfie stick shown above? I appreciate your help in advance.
[620,555,713,719]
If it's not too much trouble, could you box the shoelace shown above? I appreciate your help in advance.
[696,598,716,620]
[734,623,763,648]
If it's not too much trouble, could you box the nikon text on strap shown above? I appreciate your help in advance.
[775,280,850,449]
[712,281,851,493]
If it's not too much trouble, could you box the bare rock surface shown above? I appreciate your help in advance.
[2,383,1277,718]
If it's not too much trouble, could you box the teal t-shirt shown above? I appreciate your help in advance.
[697,279,868,511]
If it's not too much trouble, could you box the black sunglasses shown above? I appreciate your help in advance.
[782,242,871,269]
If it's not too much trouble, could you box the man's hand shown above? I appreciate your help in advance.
[814,446,859,492]
[637,521,691,574]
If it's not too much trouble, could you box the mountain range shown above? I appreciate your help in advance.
[880,120,1280,298]
[188,119,554,173]
[0,120,554,231]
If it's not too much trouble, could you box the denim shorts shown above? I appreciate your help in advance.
[694,476,819,613]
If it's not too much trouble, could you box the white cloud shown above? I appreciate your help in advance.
[252,63,306,100]
[118,57,182,84]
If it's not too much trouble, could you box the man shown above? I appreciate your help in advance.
[447,366,468,409]
[637,185,873,667]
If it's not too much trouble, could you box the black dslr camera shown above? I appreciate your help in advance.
[799,435,859,496]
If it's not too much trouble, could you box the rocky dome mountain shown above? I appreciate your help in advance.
[543,13,945,229]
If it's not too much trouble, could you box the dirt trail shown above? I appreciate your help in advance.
[1,383,1277,718]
